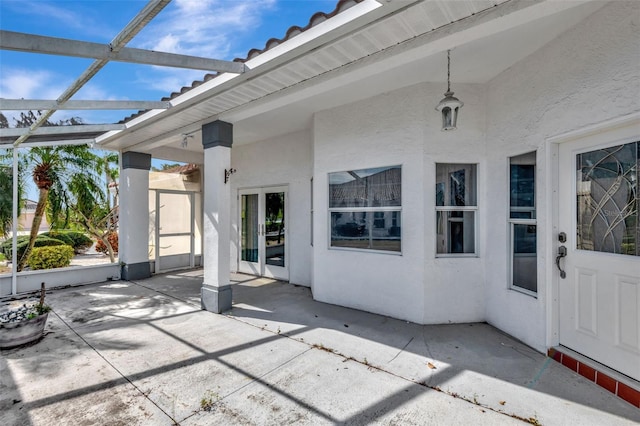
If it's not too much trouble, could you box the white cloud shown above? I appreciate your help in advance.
[0,68,67,99]
[136,0,276,58]
[127,0,277,94]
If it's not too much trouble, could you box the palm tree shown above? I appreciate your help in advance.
[17,145,104,271]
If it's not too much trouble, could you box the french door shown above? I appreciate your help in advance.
[238,186,288,281]
[154,190,196,273]
[557,130,639,381]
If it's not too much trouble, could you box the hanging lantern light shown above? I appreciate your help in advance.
[435,50,463,131]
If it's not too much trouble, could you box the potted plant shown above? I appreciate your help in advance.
[0,282,50,349]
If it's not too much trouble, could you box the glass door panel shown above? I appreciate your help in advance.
[238,187,288,280]
[265,191,285,267]
[156,191,195,272]
[241,194,259,263]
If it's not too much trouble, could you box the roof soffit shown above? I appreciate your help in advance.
[99,0,599,152]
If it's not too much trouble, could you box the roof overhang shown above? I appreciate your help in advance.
[96,0,606,162]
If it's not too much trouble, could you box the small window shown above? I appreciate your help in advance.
[329,166,401,253]
[510,152,537,294]
[435,164,477,255]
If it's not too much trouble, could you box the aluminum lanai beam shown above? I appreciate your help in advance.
[0,30,247,74]
[11,0,171,147]
[0,139,96,149]
[0,99,171,110]
[1,124,125,137]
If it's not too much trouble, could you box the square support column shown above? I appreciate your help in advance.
[119,151,151,280]
[201,120,233,313]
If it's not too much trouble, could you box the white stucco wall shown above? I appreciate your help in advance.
[423,83,487,324]
[313,81,486,324]
[230,130,313,286]
[484,1,640,352]
[119,167,150,265]
[218,1,639,352]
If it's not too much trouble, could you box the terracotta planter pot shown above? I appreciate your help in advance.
[0,313,49,349]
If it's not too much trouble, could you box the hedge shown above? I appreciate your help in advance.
[42,231,93,254]
[27,245,74,270]
[1,235,68,260]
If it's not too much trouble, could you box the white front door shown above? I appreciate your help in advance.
[238,186,288,281]
[558,124,639,381]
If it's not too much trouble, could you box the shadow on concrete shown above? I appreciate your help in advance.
[2,269,638,425]
[206,272,638,422]
[0,355,33,426]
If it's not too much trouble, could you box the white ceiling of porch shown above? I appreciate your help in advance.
[97,0,606,161]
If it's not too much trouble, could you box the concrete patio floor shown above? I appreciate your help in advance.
[1,270,638,425]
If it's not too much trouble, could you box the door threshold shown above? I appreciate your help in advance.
[547,346,639,408]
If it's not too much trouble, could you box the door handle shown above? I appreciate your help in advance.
[556,245,567,279]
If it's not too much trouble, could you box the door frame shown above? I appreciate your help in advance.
[237,185,289,281]
[154,189,196,274]
[545,112,640,350]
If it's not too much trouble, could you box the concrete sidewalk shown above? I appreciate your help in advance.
[1,270,638,425]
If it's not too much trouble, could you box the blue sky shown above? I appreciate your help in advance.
[0,0,339,126]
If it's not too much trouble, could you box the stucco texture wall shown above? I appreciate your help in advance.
[313,84,426,323]
[231,130,313,286]
[313,80,488,324]
[484,1,640,352]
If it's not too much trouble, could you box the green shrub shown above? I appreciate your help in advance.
[1,235,68,260]
[41,231,74,246]
[27,245,74,270]
[0,235,29,257]
[42,231,93,254]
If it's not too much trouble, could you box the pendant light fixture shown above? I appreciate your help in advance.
[435,50,463,131]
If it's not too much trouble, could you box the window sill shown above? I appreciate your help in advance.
[508,286,538,298]
[435,253,478,259]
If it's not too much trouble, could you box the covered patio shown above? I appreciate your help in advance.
[1,270,638,425]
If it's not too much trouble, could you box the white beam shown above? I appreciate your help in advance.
[0,30,247,73]
[0,99,171,110]
[1,124,125,137]
[12,0,171,147]
[0,139,95,149]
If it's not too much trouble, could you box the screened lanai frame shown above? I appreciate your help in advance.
[0,0,247,295]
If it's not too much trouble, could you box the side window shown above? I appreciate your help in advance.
[328,165,401,253]
[435,163,477,256]
[509,152,537,294]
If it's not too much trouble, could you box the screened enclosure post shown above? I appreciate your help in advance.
[11,147,18,295]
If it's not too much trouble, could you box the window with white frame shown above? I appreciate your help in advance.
[329,165,401,253]
[509,152,537,293]
[436,163,477,255]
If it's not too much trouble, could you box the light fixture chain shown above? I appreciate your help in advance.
[447,49,451,93]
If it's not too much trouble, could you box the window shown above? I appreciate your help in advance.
[577,141,638,256]
[329,165,401,253]
[436,164,477,255]
[509,152,537,293]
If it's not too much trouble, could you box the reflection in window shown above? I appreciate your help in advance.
[510,152,537,293]
[577,141,638,256]
[329,166,401,253]
[435,163,477,255]
[509,152,538,293]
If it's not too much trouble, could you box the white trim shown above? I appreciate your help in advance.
[545,112,640,349]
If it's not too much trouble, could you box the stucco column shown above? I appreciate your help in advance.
[119,151,151,280]
[201,120,233,313]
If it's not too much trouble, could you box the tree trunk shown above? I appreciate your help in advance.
[17,188,48,271]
